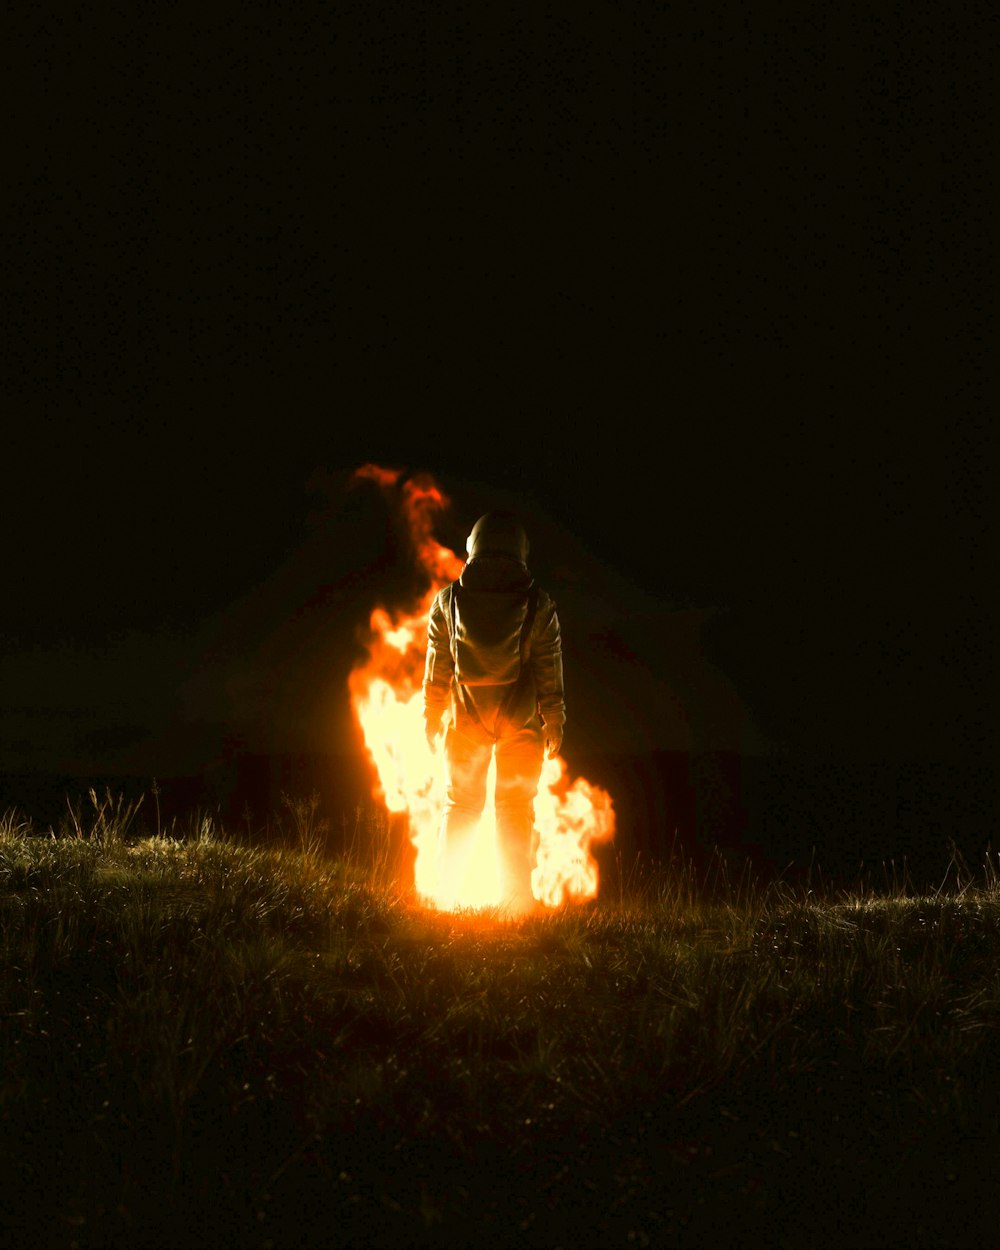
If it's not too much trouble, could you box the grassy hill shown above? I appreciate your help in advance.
[2,791,999,1248]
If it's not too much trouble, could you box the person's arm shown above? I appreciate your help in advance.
[531,593,565,758]
[422,589,454,746]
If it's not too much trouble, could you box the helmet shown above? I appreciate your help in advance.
[465,511,530,562]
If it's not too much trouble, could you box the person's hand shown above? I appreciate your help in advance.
[425,715,443,751]
[544,725,563,759]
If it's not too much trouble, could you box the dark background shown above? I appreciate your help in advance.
[4,4,992,884]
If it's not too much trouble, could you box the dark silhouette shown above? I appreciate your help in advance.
[422,512,565,913]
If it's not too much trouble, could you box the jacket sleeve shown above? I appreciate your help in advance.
[530,592,565,730]
[422,588,454,726]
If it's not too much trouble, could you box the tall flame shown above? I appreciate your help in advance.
[348,465,615,912]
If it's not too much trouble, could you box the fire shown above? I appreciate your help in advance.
[348,464,615,912]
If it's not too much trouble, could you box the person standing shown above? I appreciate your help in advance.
[422,511,565,914]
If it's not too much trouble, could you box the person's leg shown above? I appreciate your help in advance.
[494,723,545,913]
[440,726,491,899]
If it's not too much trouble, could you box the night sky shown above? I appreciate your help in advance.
[5,6,991,872]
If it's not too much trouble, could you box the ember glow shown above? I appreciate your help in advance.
[348,465,615,912]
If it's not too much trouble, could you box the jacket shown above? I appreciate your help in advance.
[422,553,565,742]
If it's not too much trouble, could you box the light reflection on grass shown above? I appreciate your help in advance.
[1,793,999,1248]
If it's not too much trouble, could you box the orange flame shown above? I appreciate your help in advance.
[348,465,615,912]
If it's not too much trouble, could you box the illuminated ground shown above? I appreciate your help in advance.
[2,805,998,1248]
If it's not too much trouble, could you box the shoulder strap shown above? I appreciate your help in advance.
[517,583,540,665]
[494,582,540,733]
[447,581,459,665]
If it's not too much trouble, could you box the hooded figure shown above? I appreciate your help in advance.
[422,511,565,914]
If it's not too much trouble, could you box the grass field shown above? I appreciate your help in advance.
[2,790,999,1249]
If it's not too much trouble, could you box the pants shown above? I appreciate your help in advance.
[440,720,545,910]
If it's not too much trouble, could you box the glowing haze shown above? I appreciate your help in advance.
[348,464,616,912]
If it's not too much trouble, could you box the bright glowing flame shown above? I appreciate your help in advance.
[348,464,615,912]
